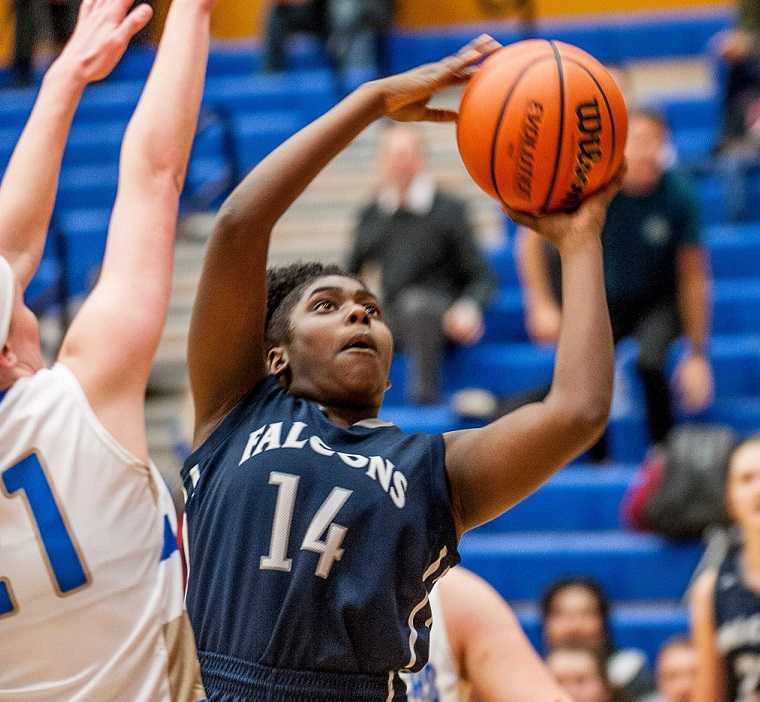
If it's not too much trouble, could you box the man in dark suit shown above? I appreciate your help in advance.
[348,123,496,405]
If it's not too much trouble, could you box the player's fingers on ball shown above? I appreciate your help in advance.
[424,108,458,123]
[503,206,538,229]
[470,34,502,57]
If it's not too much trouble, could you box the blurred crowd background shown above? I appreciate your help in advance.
[1,0,759,700]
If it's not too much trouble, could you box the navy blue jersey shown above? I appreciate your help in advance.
[181,376,460,701]
[714,547,760,701]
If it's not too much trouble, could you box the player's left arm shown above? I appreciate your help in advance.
[0,0,153,288]
[444,176,622,535]
[442,569,571,702]
[59,0,216,461]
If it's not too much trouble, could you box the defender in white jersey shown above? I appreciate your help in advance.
[403,568,571,702]
[0,0,217,698]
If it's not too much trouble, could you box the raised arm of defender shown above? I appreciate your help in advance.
[0,0,152,288]
[189,36,502,445]
[59,0,217,461]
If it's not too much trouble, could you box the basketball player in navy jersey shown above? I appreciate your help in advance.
[182,35,622,701]
[692,435,760,702]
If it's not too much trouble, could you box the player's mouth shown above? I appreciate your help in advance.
[340,333,378,355]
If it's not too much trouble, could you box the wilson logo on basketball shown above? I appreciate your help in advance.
[562,98,604,210]
[514,100,544,200]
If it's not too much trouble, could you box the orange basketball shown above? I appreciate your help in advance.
[457,39,628,213]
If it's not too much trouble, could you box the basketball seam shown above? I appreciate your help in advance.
[563,56,618,189]
[542,40,566,213]
[488,54,556,209]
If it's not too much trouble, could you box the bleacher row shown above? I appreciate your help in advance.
[0,10,755,668]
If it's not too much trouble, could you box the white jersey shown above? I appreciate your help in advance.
[0,364,205,701]
[403,585,465,702]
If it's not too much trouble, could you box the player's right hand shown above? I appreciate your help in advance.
[371,34,501,123]
[57,0,153,84]
[504,166,626,251]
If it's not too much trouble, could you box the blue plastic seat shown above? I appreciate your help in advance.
[476,466,636,534]
[482,290,526,343]
[229,111,306,173]
[461,531,703,601]
[57,166,118,210]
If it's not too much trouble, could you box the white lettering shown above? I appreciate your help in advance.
[390,471,408,509]
[309,435,336,457]
[366,456,394,492]
[282,422,308,449]
[253,422,283,457]
[337,452,369,469]
[240,426,267,464]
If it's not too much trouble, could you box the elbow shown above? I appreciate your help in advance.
[549,392,611,444]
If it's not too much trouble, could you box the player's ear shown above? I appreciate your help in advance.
[267,346,290,379]
[0,344,16,369]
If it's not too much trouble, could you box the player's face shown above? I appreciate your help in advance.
[547,650,611,702]
[544,586,606,651]
[624,115,667,195]
[656,644,696,702]
[727,441,760,532]
[0,281,43,388]
[280,275,393,412]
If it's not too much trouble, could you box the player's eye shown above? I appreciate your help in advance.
[364,303,380,316]
[313,299,336,312]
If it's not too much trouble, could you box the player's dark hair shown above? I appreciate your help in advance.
[265,262,365,347]
[540,576,614,657]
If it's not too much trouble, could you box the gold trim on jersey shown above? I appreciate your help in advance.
[163,613,207,702]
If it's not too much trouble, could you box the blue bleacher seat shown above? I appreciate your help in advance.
[709,225,760,279]
[229,111,306,173]
[482,289,526,343]
[477,466,635,533]
[56,209,111,297]
[461,531,703,601]
[57,165,118,210]
[447,343,554,396]
[205,70,335,123]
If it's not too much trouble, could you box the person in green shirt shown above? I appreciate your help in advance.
[518,109,713,459]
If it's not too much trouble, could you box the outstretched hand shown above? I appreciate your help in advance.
[373,34,502,123]
[58,0,154,84]
[504,166,626,250]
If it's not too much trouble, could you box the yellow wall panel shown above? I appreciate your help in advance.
[396,0,728,28]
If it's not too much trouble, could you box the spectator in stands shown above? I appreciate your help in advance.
[347,123,496,405]
[261,0,328,72]
[542,577,655,701]
[12,0,79,87]
[691,435,760,702]
[714,0,760,153]
[546,644,620,702]
[327,0,394,76]
[515,108,713,459]
[640,636,696,702]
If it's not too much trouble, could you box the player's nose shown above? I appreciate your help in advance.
[347,303,370,326]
